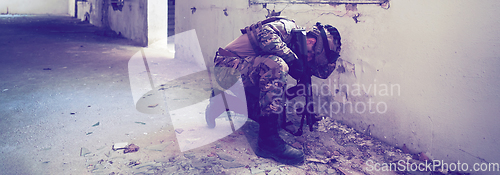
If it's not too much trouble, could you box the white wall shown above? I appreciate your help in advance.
[0,0,69,15]
[147,0,168,45]
[107,0,148,46]
[68,0,75,17]
[176,0,500,169]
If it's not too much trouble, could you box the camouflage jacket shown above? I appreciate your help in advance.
[240,17,336,79]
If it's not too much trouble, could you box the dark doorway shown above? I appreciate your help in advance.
[168,0,175,37]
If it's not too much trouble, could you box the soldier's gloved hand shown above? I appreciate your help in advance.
[288,59,304,80]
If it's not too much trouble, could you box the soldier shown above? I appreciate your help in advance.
[206,16,341,165]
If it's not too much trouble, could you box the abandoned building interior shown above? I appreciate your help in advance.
[0,0,499,174]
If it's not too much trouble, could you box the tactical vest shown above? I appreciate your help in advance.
[240,16,298,55]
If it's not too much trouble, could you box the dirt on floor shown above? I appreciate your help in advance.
[82,112,463,175]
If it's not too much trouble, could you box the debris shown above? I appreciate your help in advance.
[112,142,129,150]
[80,147,91,156]
[70,112,76,115]
[268,168,280,174]
[191,160,209,169]
[128,161,141,166]
[92,122,100,127]
[86,132,93,135]
[402,144,410,154]
[124,144,140,154]
[418,152,430,161]
[333,151,340,156]
[134,162,162,169]
[191,7,196,14]
[175,128,184,134]
[338,167,363,175]
[2,89,8,92]
[207,152,216,157]
[317,164,328,172]
[78,109,438,174]
[220,161,244,169]
[250,167,265,174]
[43,68,51,70]
[148,104,158,108]
[217,153,235,162]
[296,137,306,144]
[184,153,195,159]
[306,157,335,164]
[135,122,146,125]
[145,143,170,152]
[291,142,303,149]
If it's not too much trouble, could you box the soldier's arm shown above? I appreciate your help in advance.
[256,24,298,63]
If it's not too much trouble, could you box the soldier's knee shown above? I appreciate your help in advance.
[264,55,289,76]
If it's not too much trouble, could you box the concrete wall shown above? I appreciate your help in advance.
[69,0,76,17]
[79,0,148,46]
[108,0,148,46]
[0,0,69,15]
[176,0,500,168]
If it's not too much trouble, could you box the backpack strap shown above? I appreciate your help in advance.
[242,25,261,53]
[240,16,290,53]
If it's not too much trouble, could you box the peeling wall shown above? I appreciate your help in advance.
[107,0,148,46]
[176,0,500,168]
[0,0,69,15]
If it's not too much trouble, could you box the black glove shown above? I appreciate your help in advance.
[288,59,304,80]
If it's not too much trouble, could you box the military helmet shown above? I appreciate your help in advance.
[308,22,341,65]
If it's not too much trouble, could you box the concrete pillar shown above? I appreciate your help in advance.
[147,0,168,45]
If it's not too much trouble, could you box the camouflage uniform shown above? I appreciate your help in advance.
[207,17,341,165]
[212,17,337,120]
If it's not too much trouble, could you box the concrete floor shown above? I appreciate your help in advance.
[0,14,256,175]
[0,15,175,174]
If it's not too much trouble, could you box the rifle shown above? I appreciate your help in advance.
[282,29,321,136]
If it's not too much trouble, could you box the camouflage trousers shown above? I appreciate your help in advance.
[212,53,289,119]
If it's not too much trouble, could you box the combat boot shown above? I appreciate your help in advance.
[256,113,304,165]
[205,90,225,128]
[205,90,248,128]
[205,102,224,128]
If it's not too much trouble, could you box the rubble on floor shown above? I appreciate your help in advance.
[81,116,466,175]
